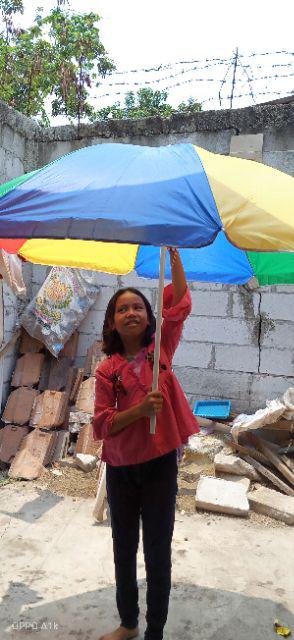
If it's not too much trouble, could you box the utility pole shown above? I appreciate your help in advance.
[230,47,239,109]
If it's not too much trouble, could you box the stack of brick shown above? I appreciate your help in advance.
[0,330,103,480]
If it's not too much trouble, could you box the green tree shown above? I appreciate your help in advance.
[96,88,202,121]
[0,1,115,125]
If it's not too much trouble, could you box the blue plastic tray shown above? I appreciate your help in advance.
[193,400,231,419]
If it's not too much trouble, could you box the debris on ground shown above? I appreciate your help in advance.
[0,330,293,527]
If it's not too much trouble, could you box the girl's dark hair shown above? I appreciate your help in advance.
[102,287,156,356]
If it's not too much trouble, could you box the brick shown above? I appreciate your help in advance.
[76,377,95,414]
[76,333,100,359]
[195,476,249,516]
[30,390,67,429]
[0,425,29,463]
[11,353,45,387]
[248,487,294,525]
[19,429,58,466]
[2,387,39,425]
[19,329,44,354]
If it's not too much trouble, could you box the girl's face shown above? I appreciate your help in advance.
[112,291,149,340]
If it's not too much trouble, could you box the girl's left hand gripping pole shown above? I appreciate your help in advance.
[150,246,167,435]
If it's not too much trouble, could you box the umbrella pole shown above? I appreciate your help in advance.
[150,246,167,435]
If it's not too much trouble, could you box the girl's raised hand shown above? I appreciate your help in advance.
[139,390,163,417]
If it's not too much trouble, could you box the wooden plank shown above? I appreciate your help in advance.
[226,439,269,466]
[250,434,294,487]
[243,455,294,497]
[196,416,231,434]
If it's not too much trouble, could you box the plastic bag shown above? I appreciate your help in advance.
[21,266,101,357]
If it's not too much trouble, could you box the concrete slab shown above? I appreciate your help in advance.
[248,487,294,525]
[0,483,294,640]
[196,476,249,516]
[214,452,259,480]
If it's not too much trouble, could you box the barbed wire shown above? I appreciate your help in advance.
[92,50,294,110]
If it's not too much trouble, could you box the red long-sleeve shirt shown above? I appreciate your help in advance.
[93,284,199,466]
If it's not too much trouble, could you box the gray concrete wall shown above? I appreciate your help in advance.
[0,98,293,412]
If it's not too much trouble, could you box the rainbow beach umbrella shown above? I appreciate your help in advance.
[0,142,293,285]
[0,142,293,433]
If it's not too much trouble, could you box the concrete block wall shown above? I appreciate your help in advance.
[0,98,293,412]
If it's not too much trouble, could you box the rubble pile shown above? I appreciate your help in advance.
[192,396,294,525]
[0,330,103,481]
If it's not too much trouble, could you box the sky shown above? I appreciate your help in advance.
[12,0,294,117]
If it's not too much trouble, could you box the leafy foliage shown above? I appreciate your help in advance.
[0,1,115,125]
[96,88,202,121]
[0,2,201,124]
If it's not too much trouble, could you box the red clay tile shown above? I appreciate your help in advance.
[0,425,29,463]
[59,331,79,361]
[2,387,39,425]
[19,329,44,354]
[11,353,45,387]
[76,423,102,457]
[75,377,95,414]
[30,390,67,429]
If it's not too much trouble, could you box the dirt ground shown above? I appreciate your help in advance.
[15,448,286,529]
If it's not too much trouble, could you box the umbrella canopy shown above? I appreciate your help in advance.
[0,142,293,285]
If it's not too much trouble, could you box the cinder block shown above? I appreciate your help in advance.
[214,344,259,373]
[263,126,294,151]
[190,291,230,317]
[183,317,255,346]
[261,293,294,321]
[195,476,249,516]
[174,367,252,401]
[231,291,260,318]
[259,348,294,376]
[32,264,51,285]
[250,374,294,409]
[78,310,105,335]
[92,287,116,311]
[248,487,294,525]
[173,342,213,368]
[121,272,159,289]
[261,320,294,349]
[230,133,263,162]
[262,151,294,176]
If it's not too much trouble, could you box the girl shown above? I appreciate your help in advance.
[93,248,199,640]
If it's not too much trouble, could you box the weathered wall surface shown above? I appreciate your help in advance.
[0,98,293,412]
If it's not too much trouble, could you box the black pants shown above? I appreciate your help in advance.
[106,450,178,640]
